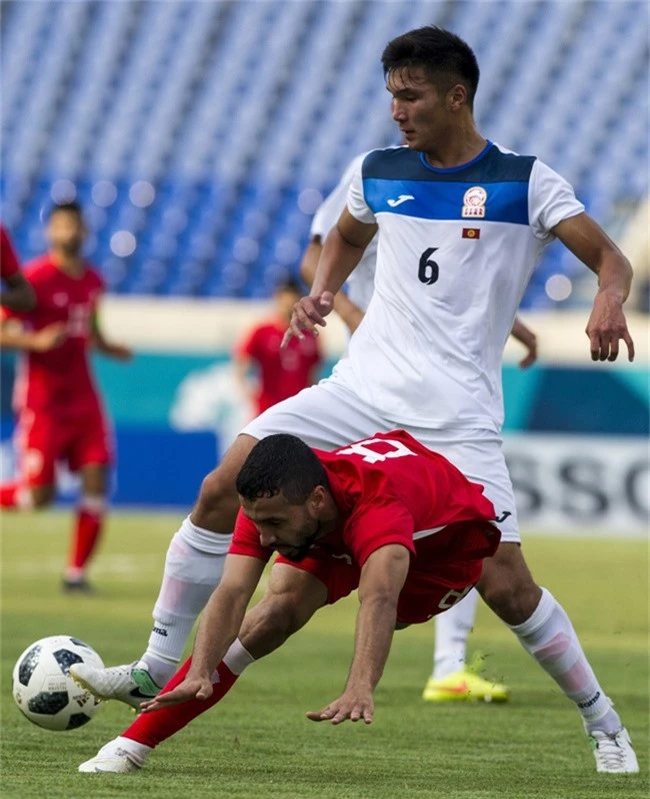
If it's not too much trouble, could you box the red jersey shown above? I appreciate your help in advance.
[1,225,21,280]
[230,430,497,568]
[4,255,105,414]
[236,318,321,414]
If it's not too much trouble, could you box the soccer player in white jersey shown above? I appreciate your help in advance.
[302,153,538,704]
[74,27,637,774]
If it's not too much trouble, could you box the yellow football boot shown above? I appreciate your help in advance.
[422,666,510,703]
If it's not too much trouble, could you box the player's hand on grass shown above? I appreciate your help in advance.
[282,291,334,347]
[586,290,635,362]
[140,674,214,712]
[306,689,374,725]
[32,322,67,352]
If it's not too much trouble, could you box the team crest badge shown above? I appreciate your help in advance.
[462,186,487,218]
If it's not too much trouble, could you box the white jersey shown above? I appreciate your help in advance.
[330,141,584,432]
[311,153,377,314]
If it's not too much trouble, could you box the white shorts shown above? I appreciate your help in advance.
[240,381,520,543]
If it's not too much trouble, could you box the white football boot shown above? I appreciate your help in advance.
[79,737,151,773]
[70,660,161,711]
[588,727,639,774]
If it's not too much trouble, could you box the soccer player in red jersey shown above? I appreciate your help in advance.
[76,431,500,772]
[0,224,36,311]
[234,278,322,417]
[0,202,132,591]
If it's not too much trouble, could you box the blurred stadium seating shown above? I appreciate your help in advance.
[1,0,648,305]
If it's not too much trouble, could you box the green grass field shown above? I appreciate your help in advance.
[1,510,648,798]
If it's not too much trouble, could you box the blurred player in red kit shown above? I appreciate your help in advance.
[234,278,322,417]
[77,431,500,772]
[0,202,132,592]
[0,224,36,311]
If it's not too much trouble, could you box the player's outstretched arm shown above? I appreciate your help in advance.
[300,237,366,335]
[0,273,36,312]
[91,311,133,361]
[141,554,264,711]
[0,316,67,352]
[553,213,635,362]
[307,543,409,725]
[510,316,538,369]
[284,209,376,346]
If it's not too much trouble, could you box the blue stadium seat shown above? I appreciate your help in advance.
[1,0,647,307]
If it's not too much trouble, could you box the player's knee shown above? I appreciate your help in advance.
[259,595,304,638]
[240,596,300,657]
[195,467,239,520]
[478,573,540,626]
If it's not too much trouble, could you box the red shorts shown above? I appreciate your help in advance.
[277,522,500,625]
[15,405,113,487]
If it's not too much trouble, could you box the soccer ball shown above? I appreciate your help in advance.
[12,635,104,731]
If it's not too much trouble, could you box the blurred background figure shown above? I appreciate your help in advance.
[234,278,322,418]
[1,224,35,311]
[0,202,131,592]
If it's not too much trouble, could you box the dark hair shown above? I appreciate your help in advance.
[48,201,84,220]
[382,26,480,108]
[236,434,328,504]
[275,278,302,295]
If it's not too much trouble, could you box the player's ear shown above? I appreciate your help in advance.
[308,485,327,512]
[447,83,466,111]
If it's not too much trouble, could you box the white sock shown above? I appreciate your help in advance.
[433,589,479,678]
[509,588,621,734]
[143,516,231,687]
[114,736,152,763]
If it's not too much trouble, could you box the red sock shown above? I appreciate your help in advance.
[68,499,104,575]
[0,483,20,508]
[122,657,239,748]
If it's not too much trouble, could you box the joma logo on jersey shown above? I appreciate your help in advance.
[462,186,487,218]
[387,194,415,207]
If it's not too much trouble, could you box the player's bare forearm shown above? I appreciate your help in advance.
[554,213,632,299]
[233,356,256,401]
[347,594,398,694]
[301,236,366,334]
[285,211,376,345]
[553,213,635,361]
[347,545,409,691]
[307,545,409,725]
[94,340,133,360]
[510,316,537,369]
[190,555,263,679]
[0,319,66,352]
[299,239,322,287]
[140,576,254,713]
[310,211,377,298]
[0,326,37,350]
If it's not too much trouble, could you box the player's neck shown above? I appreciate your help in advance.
[50,249,85,277]
[422,124,487,170]
[318,491,342,537]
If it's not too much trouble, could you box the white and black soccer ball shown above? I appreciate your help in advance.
[12,635,104,731]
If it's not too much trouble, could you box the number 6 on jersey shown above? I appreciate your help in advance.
[418,248,439,285]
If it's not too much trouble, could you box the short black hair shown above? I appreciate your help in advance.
[275,278,302,295]
[236,434,328,504]
[382,26,480,108]
[48,201,84,220]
